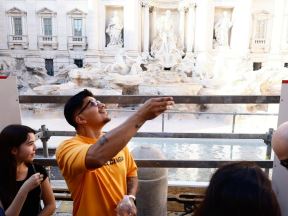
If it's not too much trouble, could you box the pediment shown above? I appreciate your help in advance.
[6,7,26,15]
[253,10,272,19]
[37,8,56,16]
[67,8,87,16]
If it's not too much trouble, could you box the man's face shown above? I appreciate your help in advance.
[76,96,111,128]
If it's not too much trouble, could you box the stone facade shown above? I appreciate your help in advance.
[0,0,288,75]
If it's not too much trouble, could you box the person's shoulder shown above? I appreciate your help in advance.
[29,163,48,180]
[32,163,47,175]
[56,136,80,152]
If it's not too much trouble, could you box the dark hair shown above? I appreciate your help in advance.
[64,89,93,128]
[194,162,281,216]
[0,124,35,209]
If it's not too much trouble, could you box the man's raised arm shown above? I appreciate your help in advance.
[85,97,174,169]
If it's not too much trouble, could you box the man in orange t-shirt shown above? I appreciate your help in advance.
[56,89,174,215]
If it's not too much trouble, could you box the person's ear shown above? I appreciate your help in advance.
[75,115,87,126]
[11,147,18,156]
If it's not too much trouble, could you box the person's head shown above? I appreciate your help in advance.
[64,89,110,130]
[0,124,36,209]
[272,121,288,169]
[0,124,36,164]
[195,162,281,216]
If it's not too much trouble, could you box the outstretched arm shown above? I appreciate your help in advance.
[85,97,174,169]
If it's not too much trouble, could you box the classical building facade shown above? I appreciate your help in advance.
[0,0,288,75]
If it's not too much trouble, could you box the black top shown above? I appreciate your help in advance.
[16,163,48,216]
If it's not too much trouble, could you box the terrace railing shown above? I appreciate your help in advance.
[18,95,279,171]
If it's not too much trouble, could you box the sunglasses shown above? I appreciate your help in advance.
[77,100,102,115]
[280,158,288,170]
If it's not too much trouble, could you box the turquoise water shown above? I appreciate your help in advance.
[128,138,268,182]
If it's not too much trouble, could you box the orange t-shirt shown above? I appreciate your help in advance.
[56,134,138,216]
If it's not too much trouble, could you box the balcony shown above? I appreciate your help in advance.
[8,35,28,49]
[38,35,58,50]
[250,38,270,53]
[68,36,87,50]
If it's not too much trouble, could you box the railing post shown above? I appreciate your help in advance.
[264,128,274,175]
[232,112,236,133]
[39,125,51,178]
[39,125,50,158]
[162,113,165,132]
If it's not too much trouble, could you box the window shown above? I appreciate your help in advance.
[253,62,262,71]
[73,18,82,36]
[74,59,83,68]
[45,59,54,76]
[256,19,267,39]
[13,17,22,35]
[284,63,288,68]
[43,18,52,36]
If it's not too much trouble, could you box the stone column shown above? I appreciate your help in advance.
[186,3,196,54]
[229,0,252,56]
[194,0,213,53]
[56,0,67,51]
[268,0,285,67]
[27,0,37,50]
[0,1,8,49]
[141,2,150,53]
[151,7,157,46]
[178,5,185,49]
[87,0,99,51]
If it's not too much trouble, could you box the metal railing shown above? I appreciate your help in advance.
[20,95,278,171]
[34,125,274,176]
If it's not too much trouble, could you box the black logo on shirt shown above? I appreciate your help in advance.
[104,156,124,166]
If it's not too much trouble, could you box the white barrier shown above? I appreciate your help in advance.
[0,76,21,131]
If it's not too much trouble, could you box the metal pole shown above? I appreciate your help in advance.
[40,125,50,158]
[232,112,236,133]
[39,125,51,178]
[162,113,165,132]
[264,128,273,175]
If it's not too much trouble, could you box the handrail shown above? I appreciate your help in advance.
[19,95,280,104]
[34,158,273,168]
[34,126,274,174]
[37,130,268,139]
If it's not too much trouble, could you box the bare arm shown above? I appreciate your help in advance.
[127,176,138,197]
[85,97,174,169]
[4,173,43,216]
[38,178,56,216]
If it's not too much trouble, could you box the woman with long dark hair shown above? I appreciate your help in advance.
[0,124,55,216]
[194,162,281,216]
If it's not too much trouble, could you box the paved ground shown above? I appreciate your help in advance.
[53,201,191,216]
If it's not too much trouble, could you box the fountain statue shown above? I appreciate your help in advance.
[214,11,233,47]
[151,10,183,68]
[106,11,124,48]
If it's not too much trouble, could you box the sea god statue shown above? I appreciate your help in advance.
[106,11,124,48]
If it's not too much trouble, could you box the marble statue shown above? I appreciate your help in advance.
[214,11,233,47]
[106,11,124,48]
[151,10,183,68]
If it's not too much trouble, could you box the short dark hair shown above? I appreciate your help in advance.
[194,162,281,216]
[64,89,94,128]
